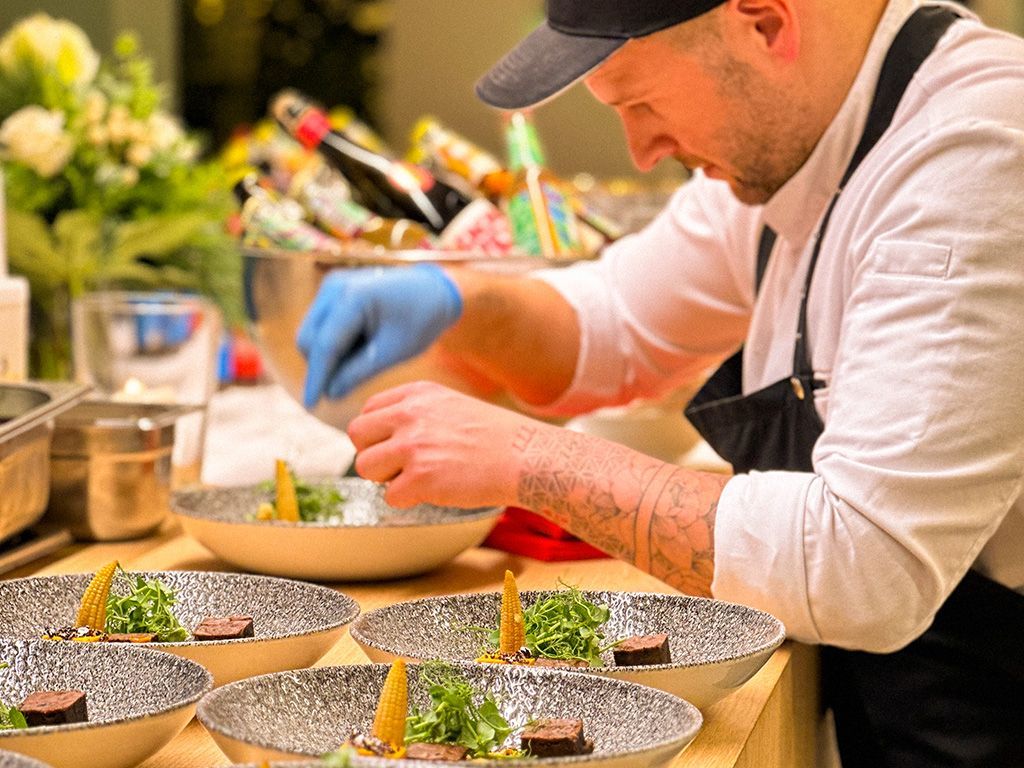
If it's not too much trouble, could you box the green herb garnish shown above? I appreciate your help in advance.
[293,477,346,522]
[256,474,347,522]
[488,583,617,667]
[0,662,27,730]
[405,661,523,758]
[105,569,190,642]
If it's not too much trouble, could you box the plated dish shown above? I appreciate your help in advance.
[0,566,359,686]
[0,638,210,768]
[350,573,785,709]
[172,477,503,581]
[197,659,702,767]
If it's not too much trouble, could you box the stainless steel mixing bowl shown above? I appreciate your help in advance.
[243,245,589,429]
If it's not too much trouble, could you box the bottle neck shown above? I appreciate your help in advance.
[505,112,545,171]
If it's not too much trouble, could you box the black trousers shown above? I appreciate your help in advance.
[824,570,1024,768]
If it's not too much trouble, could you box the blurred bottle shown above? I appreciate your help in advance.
[328,105,394,157]
[288,164,436,250]
[409,116,514,199]
[233,171,344,255]
[503,111,582,259]
[271,89,475,234]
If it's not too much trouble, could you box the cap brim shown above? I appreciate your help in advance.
[476,22,625,110]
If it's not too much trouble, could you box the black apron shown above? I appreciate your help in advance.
[684,7,1024,767]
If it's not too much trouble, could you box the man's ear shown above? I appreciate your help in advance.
[728,0,800,62]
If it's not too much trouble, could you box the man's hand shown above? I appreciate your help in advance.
[346,381,534,509]
[296,264,463,408]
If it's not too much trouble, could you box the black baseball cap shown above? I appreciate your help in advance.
[476,0,727,109]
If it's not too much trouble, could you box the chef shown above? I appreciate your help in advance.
[297,1,1024,765]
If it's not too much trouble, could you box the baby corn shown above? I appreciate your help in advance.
[370,659,408,756]
[75,560,119,630]
[499,569,525,654]
[274,459,300,522]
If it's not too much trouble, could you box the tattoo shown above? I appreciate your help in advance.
[514,425,726,595]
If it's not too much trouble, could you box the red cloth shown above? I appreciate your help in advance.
[482,507,610,561]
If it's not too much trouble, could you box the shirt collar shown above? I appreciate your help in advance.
[761,0,923,245]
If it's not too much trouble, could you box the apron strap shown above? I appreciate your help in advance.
[791,5,962,380]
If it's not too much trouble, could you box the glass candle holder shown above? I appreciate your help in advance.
[71,291,223,488]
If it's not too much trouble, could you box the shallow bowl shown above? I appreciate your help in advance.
[197,660,702,767]
[172,478,503,581]
[350,590,785,709]
[0,638,211,768]
[0,571,358,686]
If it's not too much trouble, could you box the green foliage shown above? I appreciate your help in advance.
[105,568,190,642]
[0,15,242,378]
[488,584,617,666]
[258,472,348,522]
[0,662,27,730]
[405,661,521,758]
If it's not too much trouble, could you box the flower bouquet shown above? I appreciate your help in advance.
[0,14,241,379]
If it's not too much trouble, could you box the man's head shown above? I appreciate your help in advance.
[478,0,884,205]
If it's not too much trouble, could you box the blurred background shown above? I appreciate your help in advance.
[5,0,1016,182]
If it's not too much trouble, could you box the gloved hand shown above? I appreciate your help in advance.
[296,263,462,408]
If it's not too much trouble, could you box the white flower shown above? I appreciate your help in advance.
[82,89,108,125]
[0,105,74,178]
[147,112,184,151]
[126,142,153,168]
[0,13,100,86]
[107,104,132,144]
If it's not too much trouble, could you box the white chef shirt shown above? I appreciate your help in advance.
[535,0,1024,652]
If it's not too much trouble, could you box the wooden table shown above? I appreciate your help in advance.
[4,523,821,768]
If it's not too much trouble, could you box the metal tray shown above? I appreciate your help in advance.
[0,381,90,543]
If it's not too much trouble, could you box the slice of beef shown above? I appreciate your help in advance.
[612,633,671,666]
[192,615,254,641]
[521,717,586,757]
[405,742,469,761]
[19,690,88,726]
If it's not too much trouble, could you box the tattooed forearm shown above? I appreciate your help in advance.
[514,424,728,595]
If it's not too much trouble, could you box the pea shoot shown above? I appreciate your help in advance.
[0,662,26,730]
[105,568,189,642]
[488,583,618,666]
[405,661,522,758]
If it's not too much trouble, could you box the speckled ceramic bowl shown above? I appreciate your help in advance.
[0,638,211,768]
[0,571,359,686]
[0,750,51,768]
[172,478,503,581]
[350,591,785,709]
[198,661,702,767]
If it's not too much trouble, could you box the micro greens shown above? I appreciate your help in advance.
[489,583,618,666]
[257,475,347,522]
[0,662,26,730]
[405,661,523,758]
[105,568,190,642]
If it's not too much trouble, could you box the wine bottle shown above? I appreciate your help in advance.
[233,172,343,255]
[271,89,475,234]
[288,164,436,250]
[409,116,514,199]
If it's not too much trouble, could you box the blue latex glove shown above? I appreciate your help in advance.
[296,264,463,408]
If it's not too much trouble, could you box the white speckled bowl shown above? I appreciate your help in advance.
[198,661,702,767]
[0,571,359,686]
[0,750,51,768]
[0,638,211,768]
[172,478,503,581]
[350,591,785,709]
